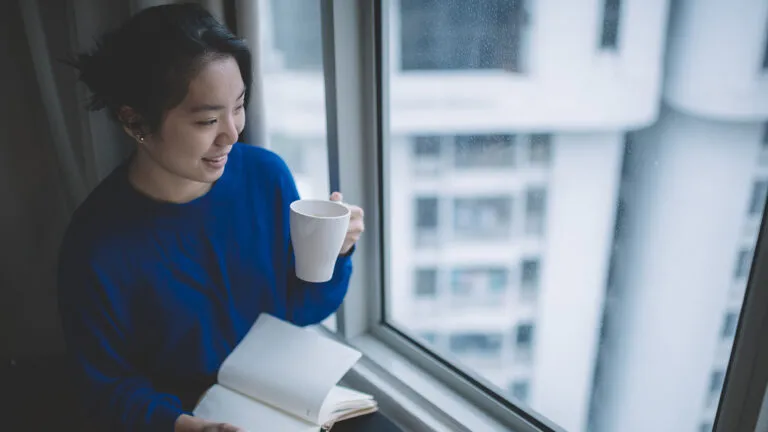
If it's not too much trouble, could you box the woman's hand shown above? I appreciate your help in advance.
[330,192,364,256]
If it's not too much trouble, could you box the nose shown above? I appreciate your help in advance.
[216,114,240,147]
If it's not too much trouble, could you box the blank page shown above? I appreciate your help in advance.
[218,314,362,423]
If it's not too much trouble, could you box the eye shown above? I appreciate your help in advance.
[197,119,217,126]
[234,104,245,113]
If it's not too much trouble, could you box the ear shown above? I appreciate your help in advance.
[118,106,148,143]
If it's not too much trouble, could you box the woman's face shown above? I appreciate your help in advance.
[141,55,246,185]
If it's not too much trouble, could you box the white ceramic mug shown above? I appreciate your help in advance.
[289,199,351,283]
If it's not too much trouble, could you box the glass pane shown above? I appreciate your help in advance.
[257,0,335,331]
[382,1,768,431]
[259,0,329,200]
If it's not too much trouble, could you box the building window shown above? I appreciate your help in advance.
[400,0,528,72]
[721,312,739,339]
[525,187,548,236]
[414,268,438,298]
[762,24,768,70]
[509,380,530,403]
[413,136,442,158]
[449,333,503,356]
[515,322,535,349]
[761,123,768,148]
[454,135,516,168]
[734,248,752,280]
[450,268,508,305]
[600,0,622,50]
[521,258,541,299]
[529,133,552,166]
[748,180,768,216]
[413,136,443,175]
[453,197,513,239]
[415,197,439,246]
[708,370,725,401]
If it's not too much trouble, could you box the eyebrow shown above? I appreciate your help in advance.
[188,88,246,113]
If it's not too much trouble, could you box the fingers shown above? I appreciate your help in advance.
[329,192,364,220]
[219,424,245,432]
[348,219,365,235]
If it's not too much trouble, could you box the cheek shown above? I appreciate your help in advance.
[155,123,213,161]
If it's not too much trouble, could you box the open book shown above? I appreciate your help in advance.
[193,314,378,431]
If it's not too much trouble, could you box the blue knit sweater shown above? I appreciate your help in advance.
[57,143,352,431]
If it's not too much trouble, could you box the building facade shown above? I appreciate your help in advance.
[257,0,768,431]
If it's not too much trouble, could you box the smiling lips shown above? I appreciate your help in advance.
[202,153,228,168]
[203,154,227,162]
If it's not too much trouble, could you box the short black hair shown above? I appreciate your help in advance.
[68,2,251,134]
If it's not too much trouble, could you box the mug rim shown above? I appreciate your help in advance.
[290,199,350,219]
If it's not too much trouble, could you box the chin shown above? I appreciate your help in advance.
[196,165,226,183]
[202,170,225,183]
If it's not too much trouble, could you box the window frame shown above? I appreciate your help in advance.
[317,1,768,431]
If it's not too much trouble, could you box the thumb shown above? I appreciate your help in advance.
[330,192,343,202]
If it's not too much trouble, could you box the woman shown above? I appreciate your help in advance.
[57,4,364,431]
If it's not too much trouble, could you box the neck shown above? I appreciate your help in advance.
[128,150,212,204]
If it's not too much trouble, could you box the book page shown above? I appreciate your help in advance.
[318,385,377,424]
[218,314,362,424]
[193,384,319,432]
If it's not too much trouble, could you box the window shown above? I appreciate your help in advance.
[520,258,541,300]
[449,332,503,356]
[414,268,438,298]
[762,23,768,70]
[400,0,529,72]
[269,134,307,175]
[721,312,738,339]
[509,380,530,403]
[454,135,516,168]
[413,136,443,175]
[413,136,442,158]
[415,196,439,246]
[525,187,547,236]
[258,0,334,328]
[529,133,552,166]
[453,197,513,239]
[762,123,768,148]
[260,0,329,200]
[451,267,508,306]
[600,0,622,50]
[378,1,768,431]
[515,322,535,349]
[734,248,753,280]
[514,322,535,363]
[748,180,768,216]
[708,370,725,401]
[269,0,323,70]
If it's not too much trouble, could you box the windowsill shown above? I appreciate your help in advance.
[337,332,518,432]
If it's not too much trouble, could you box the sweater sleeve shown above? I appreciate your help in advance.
[273,156,353,327]
[58,238,187,432]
